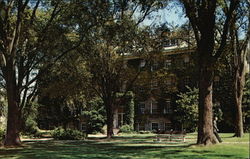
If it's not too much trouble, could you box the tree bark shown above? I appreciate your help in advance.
[230,9,249,138]
[196,34,219,145]
[232,66,245,137]
[181,0,239,145]
[4,65,22,146]
[105,101,114,138]
[197,64,219,145]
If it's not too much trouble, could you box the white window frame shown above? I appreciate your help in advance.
[140,60,146,68]
[164,99,171,114]
[139,102,145,114]
[151,101,158,114]
[151,62,158,71]
[165,59,172,69]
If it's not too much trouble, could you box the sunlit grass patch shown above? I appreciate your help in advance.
[0,133,248,159]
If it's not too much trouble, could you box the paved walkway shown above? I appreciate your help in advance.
[21,138,54,141]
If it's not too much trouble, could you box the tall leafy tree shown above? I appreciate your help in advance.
[229,0,250,137]
[77,1,164,138]
[175,87,198,132]
[242,74,250,131]
[177,0,239,145]
[0,0,88,146]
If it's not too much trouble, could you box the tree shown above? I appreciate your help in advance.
[178,0,239,145]
[229,0,250,137]
[242,74,250,132]
[78,1,163,138]
[0,88,7,130]
[82,22,154,138]
[83,98,106,134]
[0,0,88,146]
[175,86,198,132]
[36,51,96,132]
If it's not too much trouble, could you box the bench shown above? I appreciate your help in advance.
[154,132,186,142]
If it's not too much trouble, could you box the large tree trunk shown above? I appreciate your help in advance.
[230,20,248,137]
[181,0,239,146]
[197,64,218,145]
[105,101,114,138]
[4,66,22,146]
[232,66,245,137]
[196,33,218,145]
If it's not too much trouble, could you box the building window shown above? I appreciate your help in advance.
[163,39,178,47]
[139,102,145,114]
[151,62,158,71]
[214,76,220,82]
[81,123,86,131]
[118,113,124,127]
[175,58,184,68]
[184,76,190,86]
[163,40,170,47]
[165,123,171,131]
[151,80,158,89]
[140,60,146,68]
[139,123,145,131]
[165,59,172,69]
[139,86,145,92]
[151,123,159,131]
[166,78,172,86]
[164,99,172,114]
[183,56,190,67]
[151,101,158,114]
[171,39,178,46]
[214,76,220,87]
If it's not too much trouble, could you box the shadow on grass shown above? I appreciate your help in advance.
[0,139,246,159]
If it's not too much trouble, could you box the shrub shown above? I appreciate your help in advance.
[83,98,106,134]
[0,129,5,141]
[24,118,39,134]
[138,131,152,134]
[51,127,86,140]
[175,86,198,132]
[119,125,134,133]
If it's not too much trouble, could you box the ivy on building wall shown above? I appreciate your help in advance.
[116,91,135,128]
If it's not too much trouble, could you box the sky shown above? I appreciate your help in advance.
[141,2,188,28]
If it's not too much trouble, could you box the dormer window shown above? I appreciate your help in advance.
[165,59,172,69]
[183,56,190,67]
[140,60,146,68]
[163,39,178,47]
[151,62,158,71]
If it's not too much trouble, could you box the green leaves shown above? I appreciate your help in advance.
[175,86,198,132]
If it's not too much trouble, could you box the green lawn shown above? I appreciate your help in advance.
[0,133,249,159]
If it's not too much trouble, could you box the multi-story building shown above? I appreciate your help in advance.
[38,32,249,133]
[114,36,250,133]
[112,37,198,132]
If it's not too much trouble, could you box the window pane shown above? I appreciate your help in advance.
[139,102,145,114]
[152,123,159,131]
[165,123,171,131]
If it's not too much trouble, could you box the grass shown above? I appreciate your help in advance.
[0,133,249,159]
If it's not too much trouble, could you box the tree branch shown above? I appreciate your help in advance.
[30,0,40,26]
[214,0,239,59]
